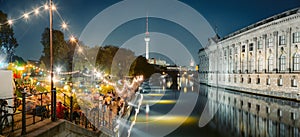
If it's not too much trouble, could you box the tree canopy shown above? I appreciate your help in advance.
[40,28,156,79]
[40,28,75,72]
[95,45,155,79]
[0,10,18,62]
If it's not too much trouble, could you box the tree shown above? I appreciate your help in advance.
[0,11,18,62]
[40,28,71,71]
[95,45,155,79]
[130,56,155,78]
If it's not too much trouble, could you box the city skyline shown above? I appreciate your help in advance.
[1,0,300,65]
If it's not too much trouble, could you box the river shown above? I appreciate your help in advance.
[121,77,300,137]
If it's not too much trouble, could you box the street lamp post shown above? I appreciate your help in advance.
[49,0,56,121]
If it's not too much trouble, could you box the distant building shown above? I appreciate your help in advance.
[148,58,169,66]
[199,7,300,100]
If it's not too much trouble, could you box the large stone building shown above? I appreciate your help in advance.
[199,8,300,100]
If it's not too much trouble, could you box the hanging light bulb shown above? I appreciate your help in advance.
[70,35,76,42]
[44,4,49,10]
[51,5,56,10]
[34,9,39,15]
[61,22,68,29]
[7,20,13,25]
[23,13,29,19]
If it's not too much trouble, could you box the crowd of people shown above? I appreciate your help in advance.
[71,90,127,127]
[9,76,142,132]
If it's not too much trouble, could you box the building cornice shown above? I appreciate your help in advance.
[220,7,300,42]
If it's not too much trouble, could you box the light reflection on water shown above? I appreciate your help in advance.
[124,76,300,137]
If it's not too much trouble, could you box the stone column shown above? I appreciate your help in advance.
[237,42,241,73]
[245,40,249,73]
[287,27,292,72]
[274,31,279,72]
[232,44,236,73]
[253,37,258,73]
[263,34,267,73]
[227,46,230,74]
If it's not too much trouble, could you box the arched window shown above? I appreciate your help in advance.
[235,55,238,73]
[234,75,237,83]
[258,57,263,72]
[241,54,247,73]
[249,58,254,73]
[243,60,247,72]
[293,53,300,71]
[268,55,273,72]
[278,75,283,86]
[248,75,251,84]
[256,75,260,84]
[279,54,286,71]
[229,57,233,73]
[266,75,271,85]
[240,75,244,83]
[291,76,297,87]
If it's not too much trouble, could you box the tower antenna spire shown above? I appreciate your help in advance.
[146,15,149,35]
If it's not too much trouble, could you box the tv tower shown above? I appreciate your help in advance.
[144,16,150,60]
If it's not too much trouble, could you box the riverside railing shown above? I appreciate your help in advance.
[20,91,51,135]
[60,92,128,136]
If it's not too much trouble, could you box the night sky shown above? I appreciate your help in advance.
[1,0,300,65]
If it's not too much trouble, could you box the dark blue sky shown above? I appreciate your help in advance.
[1,0,300,64]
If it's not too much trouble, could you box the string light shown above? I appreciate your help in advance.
[51,5,57,10]
[70,35,76,42]
[1,2,146,97]
[34,9,39,15]
[61,22,68,30]
[7,20,13,25]
[44,4,49,10]
[23,13,29,19]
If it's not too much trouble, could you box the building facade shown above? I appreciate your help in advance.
[203,85,300,137]
[199,8,300,100]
